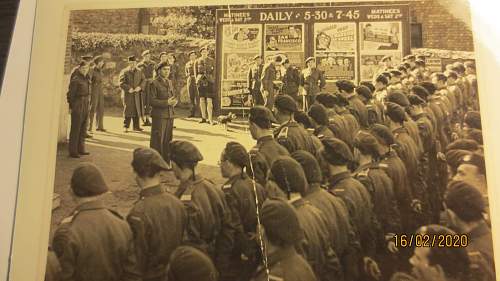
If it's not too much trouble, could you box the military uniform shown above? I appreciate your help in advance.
[220,173,267,281]
[52,200,141,281]
[127,185,186,281]
[261,62,278,109]
[138,59,156,120]
[253,135,290,169]
[194,56,215,98]
[282,65,301,102]
[119,65,146,129]
[300,67,326,108]
[248,62,264,106]
[89,66,105,131]
[45,248,61,281]
[67,70,91,157]
[274,121,317,155]
[346,94,369,128]
[149,74,176,162]
[467,221,496,281]
[337,108,360,148]
[185,59,199,116]
[252,246,317,281]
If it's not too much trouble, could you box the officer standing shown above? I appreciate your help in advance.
[67,60,91,158]
[149,62,177,162]
[300,57,326,110]
[88,55,106,133]
[273,95,317,155]
[195,47,216,125]
[247,55,264,106]
[251,199,317,281]
[261,55,282,110]
[169,141,233,273]
[219,142,267,281]
[119,56,146,133]
[282,58,301,103]
[127,148,186,281]
[270,156,342,281]
[138,50,156,126]
[185,51,199,117]
[52,163,141,281]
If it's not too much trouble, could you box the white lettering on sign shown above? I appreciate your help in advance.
[260,11,293,22]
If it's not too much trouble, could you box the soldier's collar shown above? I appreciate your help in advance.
[329,171,352,186]
[76,200,106,212]
[354,162,373,174]
[257,135,274,143]
[305,183,321,196]
[287,193,302,205]
[139,185,165,198]
[266,246,297,268]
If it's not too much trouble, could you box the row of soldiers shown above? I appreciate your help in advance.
[52,55,493,281]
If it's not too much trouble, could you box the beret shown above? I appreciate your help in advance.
[446,71,458,80]
[445,149,472,174]
[336,80,355,93]
[261,199,303,244]
[445,181,485,222]
[294,111,313,129]
[385,102,407,123]
[354,131,382,158]
[356,85,373,100]
[452,62,466,73]
[188,51,197,56]
[170,141,203,165]
[291,150,323,184]
[408,94,426,106]
[321,137,353,165]
[464,111,481,130]
[315,93,337,108]
[156,61,171,73]
[390,70,402,77]
[249,106,277,128]
[141,50,151,57]
[132,147,171,172]
[223,142,249,168]
[465,128,483,145]
[71,163,109,197]
[411,85,430,100]
[308,104,329,126]
[334,93,349,107]
[381,55,392,62]
[359,81,375,93]
[460,152,485,175]
[446,139,479,152]
[270,156,308,195]
[370,124,396,146]
[375,74,389,85]
[127,55,137,62]
[403,55,416,60]
[387,91,410,107]
[419,82,436,95]
[305,56,315,63]
[381,72,392,79]
[274,95,298,113]
[167,246,218,281]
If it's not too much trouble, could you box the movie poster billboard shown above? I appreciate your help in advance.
[360,53,402,81]
[264,52,305,68]
[316,52,356,81]
[264,24,304,52]
[314,22,356,52]
[222,24,262,52]
[221,80,252,108]
[223,53,258,80]
[360,22,402,51]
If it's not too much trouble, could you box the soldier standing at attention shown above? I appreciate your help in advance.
[195,47,216,125]
[166,53,180,99]
[261,55,282,110]
[138,50,156,126]
[52,163,141,281]
[251,199,318,281]
[247,55,264,106]
[119,56,146,133]
[88,55,106,133]
[282,58,301,104]
[149,62,177,162]
[67,60,91,158]
[185,51,199,117]
[300,57,326,110]
[166,246,219,281]
[336,80,369,128]
[127,148,186,281]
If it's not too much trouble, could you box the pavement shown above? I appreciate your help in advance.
[49,110,254,241]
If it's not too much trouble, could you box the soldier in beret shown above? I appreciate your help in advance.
[261,55,282,110]
[300,57,326,110]
[332,93,360,149]
[313,94,351,145]
[158,52,168,64]
[167,246,218,281]
[166,53,180,99]
[218,142,267,281]
[273,95,317,155]
[445,149,472,180]
[387,70,403,92]
[88,55,106,133]
[137,50,156,126]
[119,56,146,133]
[247,55,264,106]
[282,58,302,104]
[452,62,472,111]
[195,46,216,125]
[446,71,464,116]
[320,137,381,280]
[185,51,199,117]
[252,199,317,281]
[52,163,140,281]
[127,148,186,281]
[169,141,233,273]
[336,80,369,128]
[149,62,177,162]
[373,74,389,103]
[453,153,487,199]
[356,85,384,126]
[292,150,361,281]
[446,139,479,152]
[270,156,342,281]
[463,111,481,131]
[444,181,495,281]
[67,60,92,158]
[308,104,336,139]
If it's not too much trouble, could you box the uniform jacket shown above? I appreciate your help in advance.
[346,94,369,128]
[467,221,496,281]
[254,135,290,170]
[291,197,343,281]
[314,125,335,139]
[300,68,326,96]
[67,71,91,109]
[140,60,156,80]
[282,66,301,96]
[149,75,175,118]
[119,66,146,118]
[91,67,104,99]
[52,200,141,281]
[126,185,186,280]
[261,63,277,93]
[252,246,317,281]
[247,63,264,92]
[194,56,215,83]
[337,108,360,147]
[326,113,351,147]
[274,121,317,155]
[185,60,196,77]
[45,248,61,281]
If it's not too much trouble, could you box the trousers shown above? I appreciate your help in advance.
[89,90,104,130]
[150,117,174,162]
[187,76,199,116]
[69,97,89,155]
[124,117,140,129]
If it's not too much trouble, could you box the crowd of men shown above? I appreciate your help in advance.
[53,50,495,281]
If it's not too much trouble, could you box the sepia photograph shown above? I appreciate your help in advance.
[7,1,494,281]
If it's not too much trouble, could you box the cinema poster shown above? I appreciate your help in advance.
[264,24,304,52]
[314,22,356,52]
[223,53,258,80]
[360,22,402,51]
[222,24,262,52]
[360,53,402,81]
[220,80,252,108]
[264,52,305,68]
[316,52,356,81]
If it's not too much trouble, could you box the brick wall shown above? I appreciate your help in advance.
[70,9,140,34]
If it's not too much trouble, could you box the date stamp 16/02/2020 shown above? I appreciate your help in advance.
[393,234,469,248]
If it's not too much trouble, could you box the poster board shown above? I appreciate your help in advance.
[216,4,410,109]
